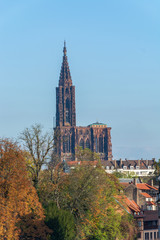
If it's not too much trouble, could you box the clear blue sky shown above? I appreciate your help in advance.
[0,0,160,160]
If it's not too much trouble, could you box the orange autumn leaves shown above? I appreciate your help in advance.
[0,139,50,240]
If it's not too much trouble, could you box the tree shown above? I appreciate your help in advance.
[38,147,137,239]
[0,139,50,240]
[57,163,136,240]
[45,202,76,240]
[79,190,136,240]
[113,170,137,179]
[154,159,160,176]
[20,124,54,188]
[75,145,100,162]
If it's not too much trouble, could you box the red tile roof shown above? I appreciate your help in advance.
[145,183,158,191]
[140,192,152,198]
[147,201,156,206]
[125,197,140,213]
[136,183,150,190]
[136,183,158,191]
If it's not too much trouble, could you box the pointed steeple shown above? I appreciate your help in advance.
[59,41,72,86]
[63,40,67,55]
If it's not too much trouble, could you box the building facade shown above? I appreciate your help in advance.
[102,158,155,176]
[54,42,112,161]
[120,180,159,240]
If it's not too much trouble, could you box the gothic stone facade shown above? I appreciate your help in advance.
[55,43,112,161]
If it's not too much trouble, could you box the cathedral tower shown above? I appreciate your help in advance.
[56,41,76,127]
[54,42,112,161]
[55,42,76,161]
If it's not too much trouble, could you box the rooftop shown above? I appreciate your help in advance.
[88,122,107,128]
[141,192,152,198]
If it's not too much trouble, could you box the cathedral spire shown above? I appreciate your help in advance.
[63,40,67,55]
[59,41,72,86]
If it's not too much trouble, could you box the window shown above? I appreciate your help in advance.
[123,166,127,170]
[86,130,89,135]
[99,135,103,153]
[136,166,140,169]
[106,166,109,170]
[79,139,84,149]
[79,130,83,135]
[150,232,152,240]
[137,232,141,238]
[63,135,70,153]
[138,221,141,227]
[145,232,149,240]
[66,98,70,123]
[152,221,157,226]
[66,110,69,123]
[95,137,98,152]
[147,205,152,210]
[154,232,156,239]
[65,88,69,94]
[130,166,134,170]
[86,139,90,149]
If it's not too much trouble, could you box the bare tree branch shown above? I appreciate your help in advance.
[20,124,54,188]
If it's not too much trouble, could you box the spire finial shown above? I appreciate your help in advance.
[63,40,67,55]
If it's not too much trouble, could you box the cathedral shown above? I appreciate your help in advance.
[54,42,112,161]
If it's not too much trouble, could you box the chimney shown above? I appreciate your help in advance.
[145,159,148,166]
[138,159,140,166]
[114,159,117,168]
[150,179,153,187]
[120,158,122,168]
[133,178,137,186]
[133,187,139,205]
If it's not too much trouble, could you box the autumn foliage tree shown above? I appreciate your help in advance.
[0,139,50,240]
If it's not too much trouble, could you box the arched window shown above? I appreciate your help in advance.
[63,135,70,153]
[95,137,98,153]
[63,136,66,153]
[99,135,103,153]
[79,138,84,149]
[66,98,70,123]
[86,139,90,149]
[65,88,69,94]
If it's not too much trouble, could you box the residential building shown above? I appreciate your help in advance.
[102,158,155,176]
[121,179,158,240]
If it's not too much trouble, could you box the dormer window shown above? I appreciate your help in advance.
[148,166,151,169]
[106,166,109,170]
[123,166,127,170]
[136,166,140,169]
[111,166,114,170]
[130,166,134,170]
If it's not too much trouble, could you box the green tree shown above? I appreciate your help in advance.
[45,202,76,240]
[154,159,160,176]
[75,145,100,162]
[38,148,137,240]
